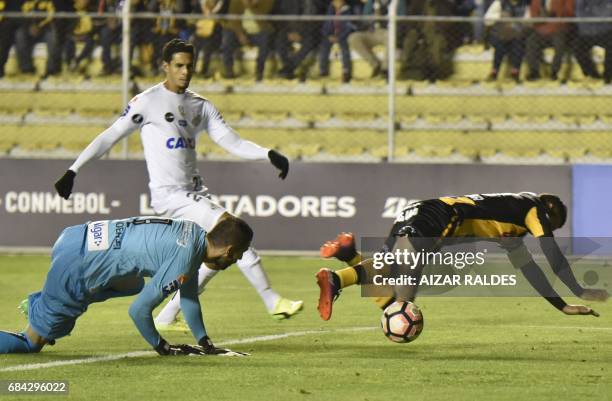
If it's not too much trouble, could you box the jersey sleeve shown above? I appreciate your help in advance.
[69,96,147,173]
[178,273,207,342]
[201,100,269,160]
[524,206,553,238]
[128,246,198,348]
[128,279,166,348]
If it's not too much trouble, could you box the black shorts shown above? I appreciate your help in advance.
[384,200,459,252]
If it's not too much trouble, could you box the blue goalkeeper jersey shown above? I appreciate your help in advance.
[78,217,207,346]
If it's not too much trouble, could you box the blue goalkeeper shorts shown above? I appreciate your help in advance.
[28,225,89,341]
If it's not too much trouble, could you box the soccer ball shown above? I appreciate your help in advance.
[380,301,424,343]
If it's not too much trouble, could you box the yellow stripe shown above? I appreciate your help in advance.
[524,207,545,237]
[439,196,476,206]
[453,219,528,238]
[374,297,394,309]
[347,254,362,266]
[336,267,359,289]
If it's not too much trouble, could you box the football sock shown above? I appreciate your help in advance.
[346,253,362,267]
[336,267,359,288]
[155,248,282,322]
[237,248,279,312]
[154,265,218,325]
[0,330,39,354]
[374,297,396,309]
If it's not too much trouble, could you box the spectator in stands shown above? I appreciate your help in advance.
[221,0,275,81]
[14,0,61,76]
[98,0,151,76]
[474,0,496,43]
[400,0,456,82]
[278,0,329,82]
[98,0,123,74]
[572,0,612,84]
[319,0,356,83]
[484,0,529,82]
[348,0,407,79]
[64,0,97,74]
[130,0,155,77]
[525,0,574,81]
[273,0,301,79]
[192,0,224,78]
[0,0,21,78]
[149,0,183,74]
[451,0,477,47]
[53,0,77,76]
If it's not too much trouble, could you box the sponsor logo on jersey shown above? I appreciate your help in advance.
[166,137,195,149]
[178,119,187,127]
[87,220,110,251]
[394,205,419,223]
[113,221,126,249]
[177,221,194,247]
[162,274,187,296]
[120,104,131,117]
[165,112,175,122]
[132,114,143,124]
[191,113,202,127]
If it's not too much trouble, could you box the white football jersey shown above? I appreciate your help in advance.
[69,82,269,195]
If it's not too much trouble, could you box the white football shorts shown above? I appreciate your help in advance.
[150,188,226,231]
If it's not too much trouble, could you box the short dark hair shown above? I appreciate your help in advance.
[207,216,254,249]
[539,193,567,228]
[162,38,195,63]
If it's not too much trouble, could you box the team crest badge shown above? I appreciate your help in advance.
[192,112,202,127]
[178,105,185,117]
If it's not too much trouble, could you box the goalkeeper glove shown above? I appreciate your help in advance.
[268,150,289,180]
[55,170,76,200]
[198,336,249,356]
[154,338,203,356]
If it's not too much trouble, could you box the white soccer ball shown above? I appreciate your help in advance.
[380,301,424,343]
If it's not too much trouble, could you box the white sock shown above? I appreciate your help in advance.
[154,248,281,323]
[154,264,219,325]
[237,247,280,312]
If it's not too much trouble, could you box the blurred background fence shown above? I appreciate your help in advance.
[0,0,611,164]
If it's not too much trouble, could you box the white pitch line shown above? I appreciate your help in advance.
[520,325,612,331]
[0,326,376,373]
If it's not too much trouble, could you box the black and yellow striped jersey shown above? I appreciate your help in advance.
[439,192,553,239]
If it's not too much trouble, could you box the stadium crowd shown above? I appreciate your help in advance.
[0,0,610,83]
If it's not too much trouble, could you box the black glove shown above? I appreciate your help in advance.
[198,336,250,356]
[268,150,289,180]
[55,170,76,200]
[154,338,203,356]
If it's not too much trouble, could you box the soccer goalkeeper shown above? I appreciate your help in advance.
[316,192,609,320]
[0,216,252,356]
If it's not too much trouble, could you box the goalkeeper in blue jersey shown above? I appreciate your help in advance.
[0,216,253,356]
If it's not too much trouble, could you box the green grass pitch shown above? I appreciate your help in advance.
[0,255,610,401]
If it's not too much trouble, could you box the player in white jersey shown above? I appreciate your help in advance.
[53,39,303,328]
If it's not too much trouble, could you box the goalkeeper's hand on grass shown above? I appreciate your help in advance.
[155,339,204,356]
[197,336,250,357]
[562,304,600,317]
[55,170,76,200]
